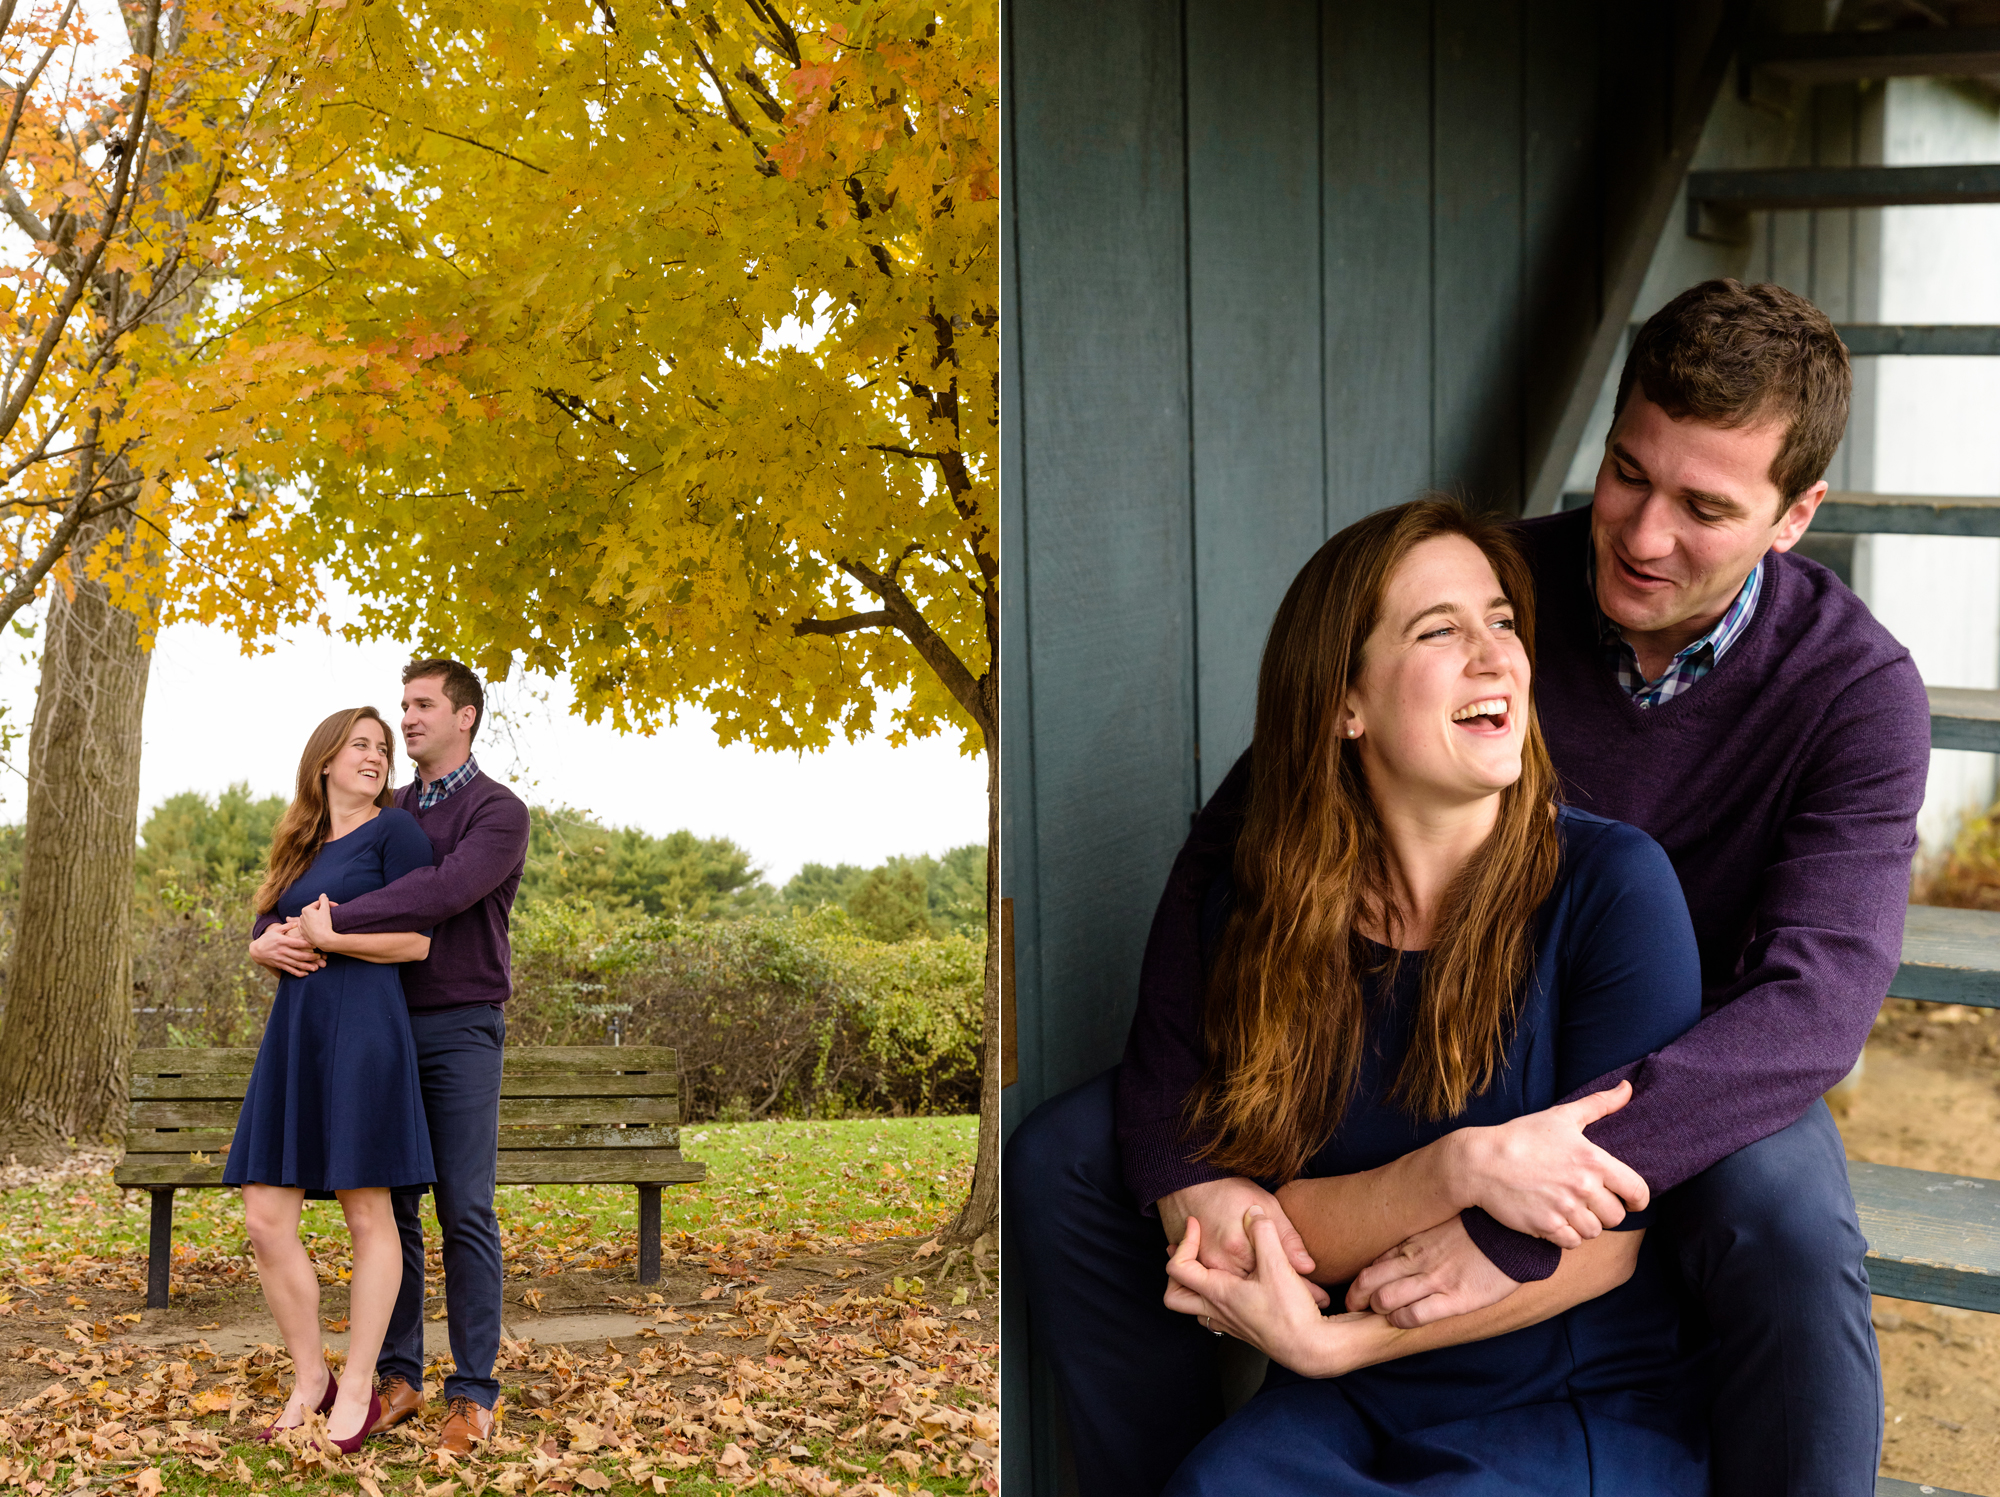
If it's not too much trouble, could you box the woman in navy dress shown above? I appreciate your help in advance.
[1156,501,1707,1494]
[232,707,437,1450]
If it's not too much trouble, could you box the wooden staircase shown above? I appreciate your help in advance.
[1600,25,2000,1493]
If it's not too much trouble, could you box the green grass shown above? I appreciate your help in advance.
[0,1115,977,1289]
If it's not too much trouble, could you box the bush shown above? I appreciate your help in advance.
[506,906,981,1119]
[131,875,276,1048]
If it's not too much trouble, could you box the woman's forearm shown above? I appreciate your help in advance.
[1301,1229,1641,1378]
[1275,1137,1468,1283]
[320,931,430,963]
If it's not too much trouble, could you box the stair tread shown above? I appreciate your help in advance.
[1876,1478,1986,1497]
[1836,325,2000,356]
[1895,904,2000,1009]
[1851,1160,2000,1313]
[1816,491,2000,535]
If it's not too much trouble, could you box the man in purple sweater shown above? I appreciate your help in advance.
[281,659,530,1453]
[1007,279,1930,1497]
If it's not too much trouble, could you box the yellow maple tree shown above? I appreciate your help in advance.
[136,0,1001,1234]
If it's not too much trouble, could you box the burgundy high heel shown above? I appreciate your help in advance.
[327,1391,381,1455]
[257,1356,339,1443]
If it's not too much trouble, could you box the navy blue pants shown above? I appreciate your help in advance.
[377,1003,507,1409]
[1005,1070,1881,1497]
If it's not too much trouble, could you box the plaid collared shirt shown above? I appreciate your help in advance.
[415,754,481,811]
[1596,556,1763,708]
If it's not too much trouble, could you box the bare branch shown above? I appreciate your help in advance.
[0,173,49,244]
[793,609,892,637]
[0,0,163,455]
[835,558,991,742]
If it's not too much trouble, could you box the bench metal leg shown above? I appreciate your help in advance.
[638,1184,661,1284]
[146,1189,175,1310]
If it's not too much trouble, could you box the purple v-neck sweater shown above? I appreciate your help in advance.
[1116,506,1930,1272]
[327,771,530,1011]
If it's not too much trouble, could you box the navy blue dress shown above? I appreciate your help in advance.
[224,810,437,1198]
[1167,809,1709,1496]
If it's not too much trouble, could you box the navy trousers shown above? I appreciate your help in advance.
[1006,1070,1882,1497]
[377,1003,508,1408]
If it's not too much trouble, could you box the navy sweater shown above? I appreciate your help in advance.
[1116,506,1931,1274]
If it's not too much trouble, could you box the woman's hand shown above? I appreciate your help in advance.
[249,918,324,978]
[1346,1215,1522,1326]
[297,895,339,952]
[1164,1213,1369,1378]
[1442,1081,1648,1247]
[1157,1177,1321,1289]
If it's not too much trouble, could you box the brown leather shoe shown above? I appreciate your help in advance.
[368,1375,423,1435]
[436,1395,495,1454]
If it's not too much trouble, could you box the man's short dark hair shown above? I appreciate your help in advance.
[403,658,485,743]
[1614,278,1851,511]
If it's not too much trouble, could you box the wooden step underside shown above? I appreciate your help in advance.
[1744,27,2000,84]
[1687,164,2000,211]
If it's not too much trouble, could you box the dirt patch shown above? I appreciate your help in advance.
[1837,1001,2000,1495]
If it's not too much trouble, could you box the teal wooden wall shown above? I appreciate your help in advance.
[1001,3,1742,1489]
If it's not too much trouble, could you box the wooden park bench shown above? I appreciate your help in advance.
[114,1045,706,1309]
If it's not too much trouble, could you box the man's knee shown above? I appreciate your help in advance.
[1004,1070,1121,1224]
[1677,1106,1864,1278]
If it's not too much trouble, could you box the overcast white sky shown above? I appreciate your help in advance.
[0,594,988,887]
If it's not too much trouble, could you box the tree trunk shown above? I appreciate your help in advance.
[948,745,1000,1245]
[0,490,150,1162]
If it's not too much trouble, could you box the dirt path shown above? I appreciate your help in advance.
[1837,1001,2000,1495]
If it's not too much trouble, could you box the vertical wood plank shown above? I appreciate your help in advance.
[996,15,1043,1494]
[1520,0,1603,489]
[1323,5,1435,529]
[1433,0,1526,510]
[1187,0,1324,798]
[1009,0,1196,1106]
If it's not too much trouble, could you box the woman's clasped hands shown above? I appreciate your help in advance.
[1165,1212,1377,1380]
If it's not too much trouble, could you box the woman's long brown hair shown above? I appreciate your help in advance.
[1188,499,1562,1183]
[254,708,396,915]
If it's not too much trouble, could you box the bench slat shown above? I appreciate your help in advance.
[135,1070,681,1101]
[497,1096,680,1126]
[125,1124,687,1153]
[115,1159,229,1187]
[498,1124,681,1149]
[498,1073,677,1098]
[130,1048,260,1076]
[496,1150,705,1185]
[129,1100,250,1129]
[129,1094,683,1131]
[501,1046,680,1074]
[132,1074,253,1100]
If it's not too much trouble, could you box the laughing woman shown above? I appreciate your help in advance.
[1156,500,1707,1494]
[232,708,437,1452]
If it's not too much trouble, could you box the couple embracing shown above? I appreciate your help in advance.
[1011,279,1927,1495]
[222,658,530,1455]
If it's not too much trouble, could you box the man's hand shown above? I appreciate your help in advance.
[1157,1177,1327,1304]
[249,918,323,978]
[1346,1216,1523,1327]
[297,895,338,951]
[1443,1081,1647,1247]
